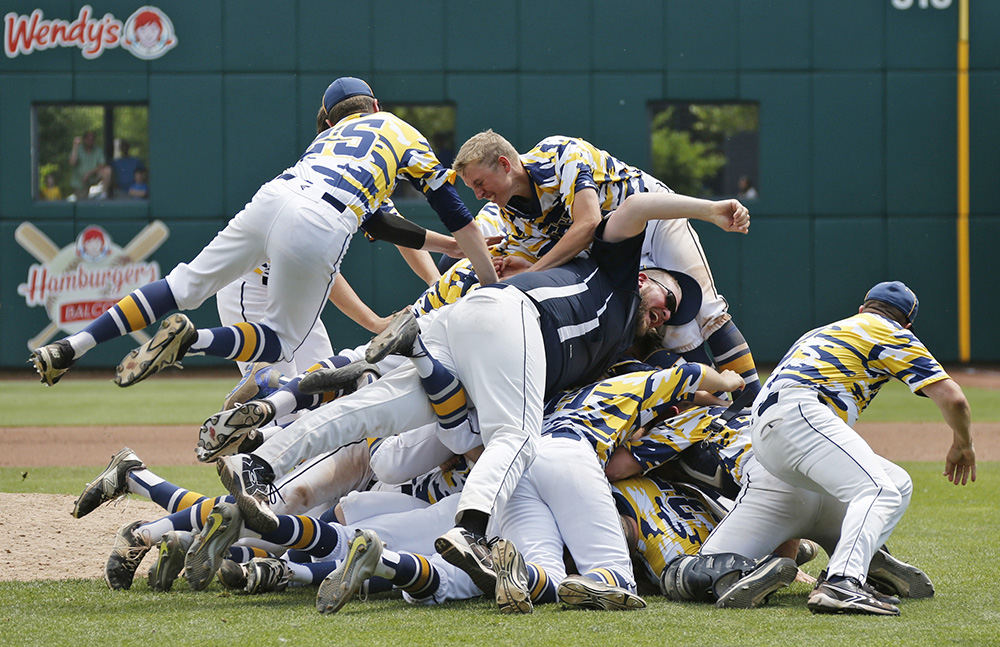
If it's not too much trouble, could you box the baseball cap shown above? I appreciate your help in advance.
[865,280,919,324]
[322,77,374,113]
[641,267,702,327]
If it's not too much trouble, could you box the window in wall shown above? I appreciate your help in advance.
[648,102,759,200]
[32,103,150,202]
[380,103,456,201]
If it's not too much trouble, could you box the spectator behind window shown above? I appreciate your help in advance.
[128,168,149,199]
[40,172,62,201]
[111,140,146,198]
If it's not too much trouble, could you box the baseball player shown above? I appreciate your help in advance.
[214,190,748,605]
[452,129,761,396]
[734,281,975,615]
[29,77,498,388]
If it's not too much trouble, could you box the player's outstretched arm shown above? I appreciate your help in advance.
[394,246,440,286]
[697,367,746,396]
[602,192,750,243]
[451,221,499,284]
[525,187,602,273]
[328,274,390,334]
[921,378,976,485]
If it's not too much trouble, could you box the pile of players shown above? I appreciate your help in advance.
[37,77,975,618]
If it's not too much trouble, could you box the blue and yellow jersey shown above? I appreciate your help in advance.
[627,406,753,484]
[288,111,459,227]
[762,312,949,425]
[413,210,510,316]
[407,461,470,505]
[490,136,649,261]
[542,363,704,467]
[612,474,719,581]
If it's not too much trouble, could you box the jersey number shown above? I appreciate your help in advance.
[332,119,383,158]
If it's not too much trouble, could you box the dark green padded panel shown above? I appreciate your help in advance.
[886,0,956,70]
[970,71,1000,213]
[148,74,224,218]
[664,0,739,71]
[221,0,295,72]
[592,73,663,170]
[373,0,445,72]
[592,0,664,72]
[812,216,886,325]
[812,0,885,71]
[445,0,517,72]
[885,71,955,216]
[518,74,591,147]
[739,0,811,70]
[812,73,884,215]
[517,0,592,72]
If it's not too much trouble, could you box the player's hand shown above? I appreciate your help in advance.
[710,199,750,234]
[497,255,532,278]
[944,441,976,485]
[718,369,746,393]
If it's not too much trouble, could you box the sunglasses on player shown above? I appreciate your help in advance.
[644,275,678,319]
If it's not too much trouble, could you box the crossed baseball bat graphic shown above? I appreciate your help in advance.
[15,220,169,351]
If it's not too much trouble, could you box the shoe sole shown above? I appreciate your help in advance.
[868,551,934,599]
[435,534,497,596]
[184,506,242,591]
[365,311,417,364]
[216,457,279,534]
[491,539,532,614]
[807,590,901,616]
[298,361,378,396]
[316,530,382,615]
[105,521,150,591]
[197,403,272,463]
[72,448,143,518]
[716,558,798,608]
[557,577,646,611]
[148,532,192,592]
[114,314,195,387]
[29,346,70,386]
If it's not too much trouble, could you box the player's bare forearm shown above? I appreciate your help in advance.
[452,222,499,285]
[605,447,643,482]
[527,190,602,272]
[328,274,388,333]
[395,245,440,285]
[602,192,750,243]
[921,378,976,485]
[697,366,745,396]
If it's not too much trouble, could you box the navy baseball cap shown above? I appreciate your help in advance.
[322,77,374,112]
[641,267,702,327]
[865,280,919,324]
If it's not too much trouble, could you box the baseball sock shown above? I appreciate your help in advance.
[289,560,338,585]
[189,321,283,362]
[229,545,273,562]
[258,515,349,562]
[127,469,211,514]
[66,279,177,356]
[374,549,442,601]
[137,495,231,541]
[526,563,558,604]
[707,320,760,399]
[582,567,635,592]
[410,337,470,431]
[260,354,354,418]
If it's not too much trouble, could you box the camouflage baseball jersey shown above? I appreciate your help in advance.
[761,312,949,425]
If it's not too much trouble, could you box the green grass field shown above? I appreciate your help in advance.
[1,374,996,646]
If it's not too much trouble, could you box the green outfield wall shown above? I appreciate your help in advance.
[2,0,997,368]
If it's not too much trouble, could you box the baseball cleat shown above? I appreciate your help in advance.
[72,447,145,518]
[434,527,496,596]
[217,559,249,591]
[298,361,381,396]
[147,530,194,592]
[183,501,244,591]
[105,520,152,590]
[223,363,284,410]
[216,454,279,534]
[715,556,797,609]
[807,576,901,616]
[245,557,292,594]
[365,309,419,364]
[197,400,275,463]
[114,313,197,387]
[316,529,383,615]
[557,575,646,611]
[795,538,822,566]
[29,339,76,386]
[868,548,934,599]
[491,538,532,614]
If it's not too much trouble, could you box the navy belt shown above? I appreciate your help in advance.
[541,428,582,441]
[277,173,346,211]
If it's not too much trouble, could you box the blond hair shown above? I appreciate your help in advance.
[453,129,519,174]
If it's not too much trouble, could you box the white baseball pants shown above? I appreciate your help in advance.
[747,388,913,581]
[255,285,545,523]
